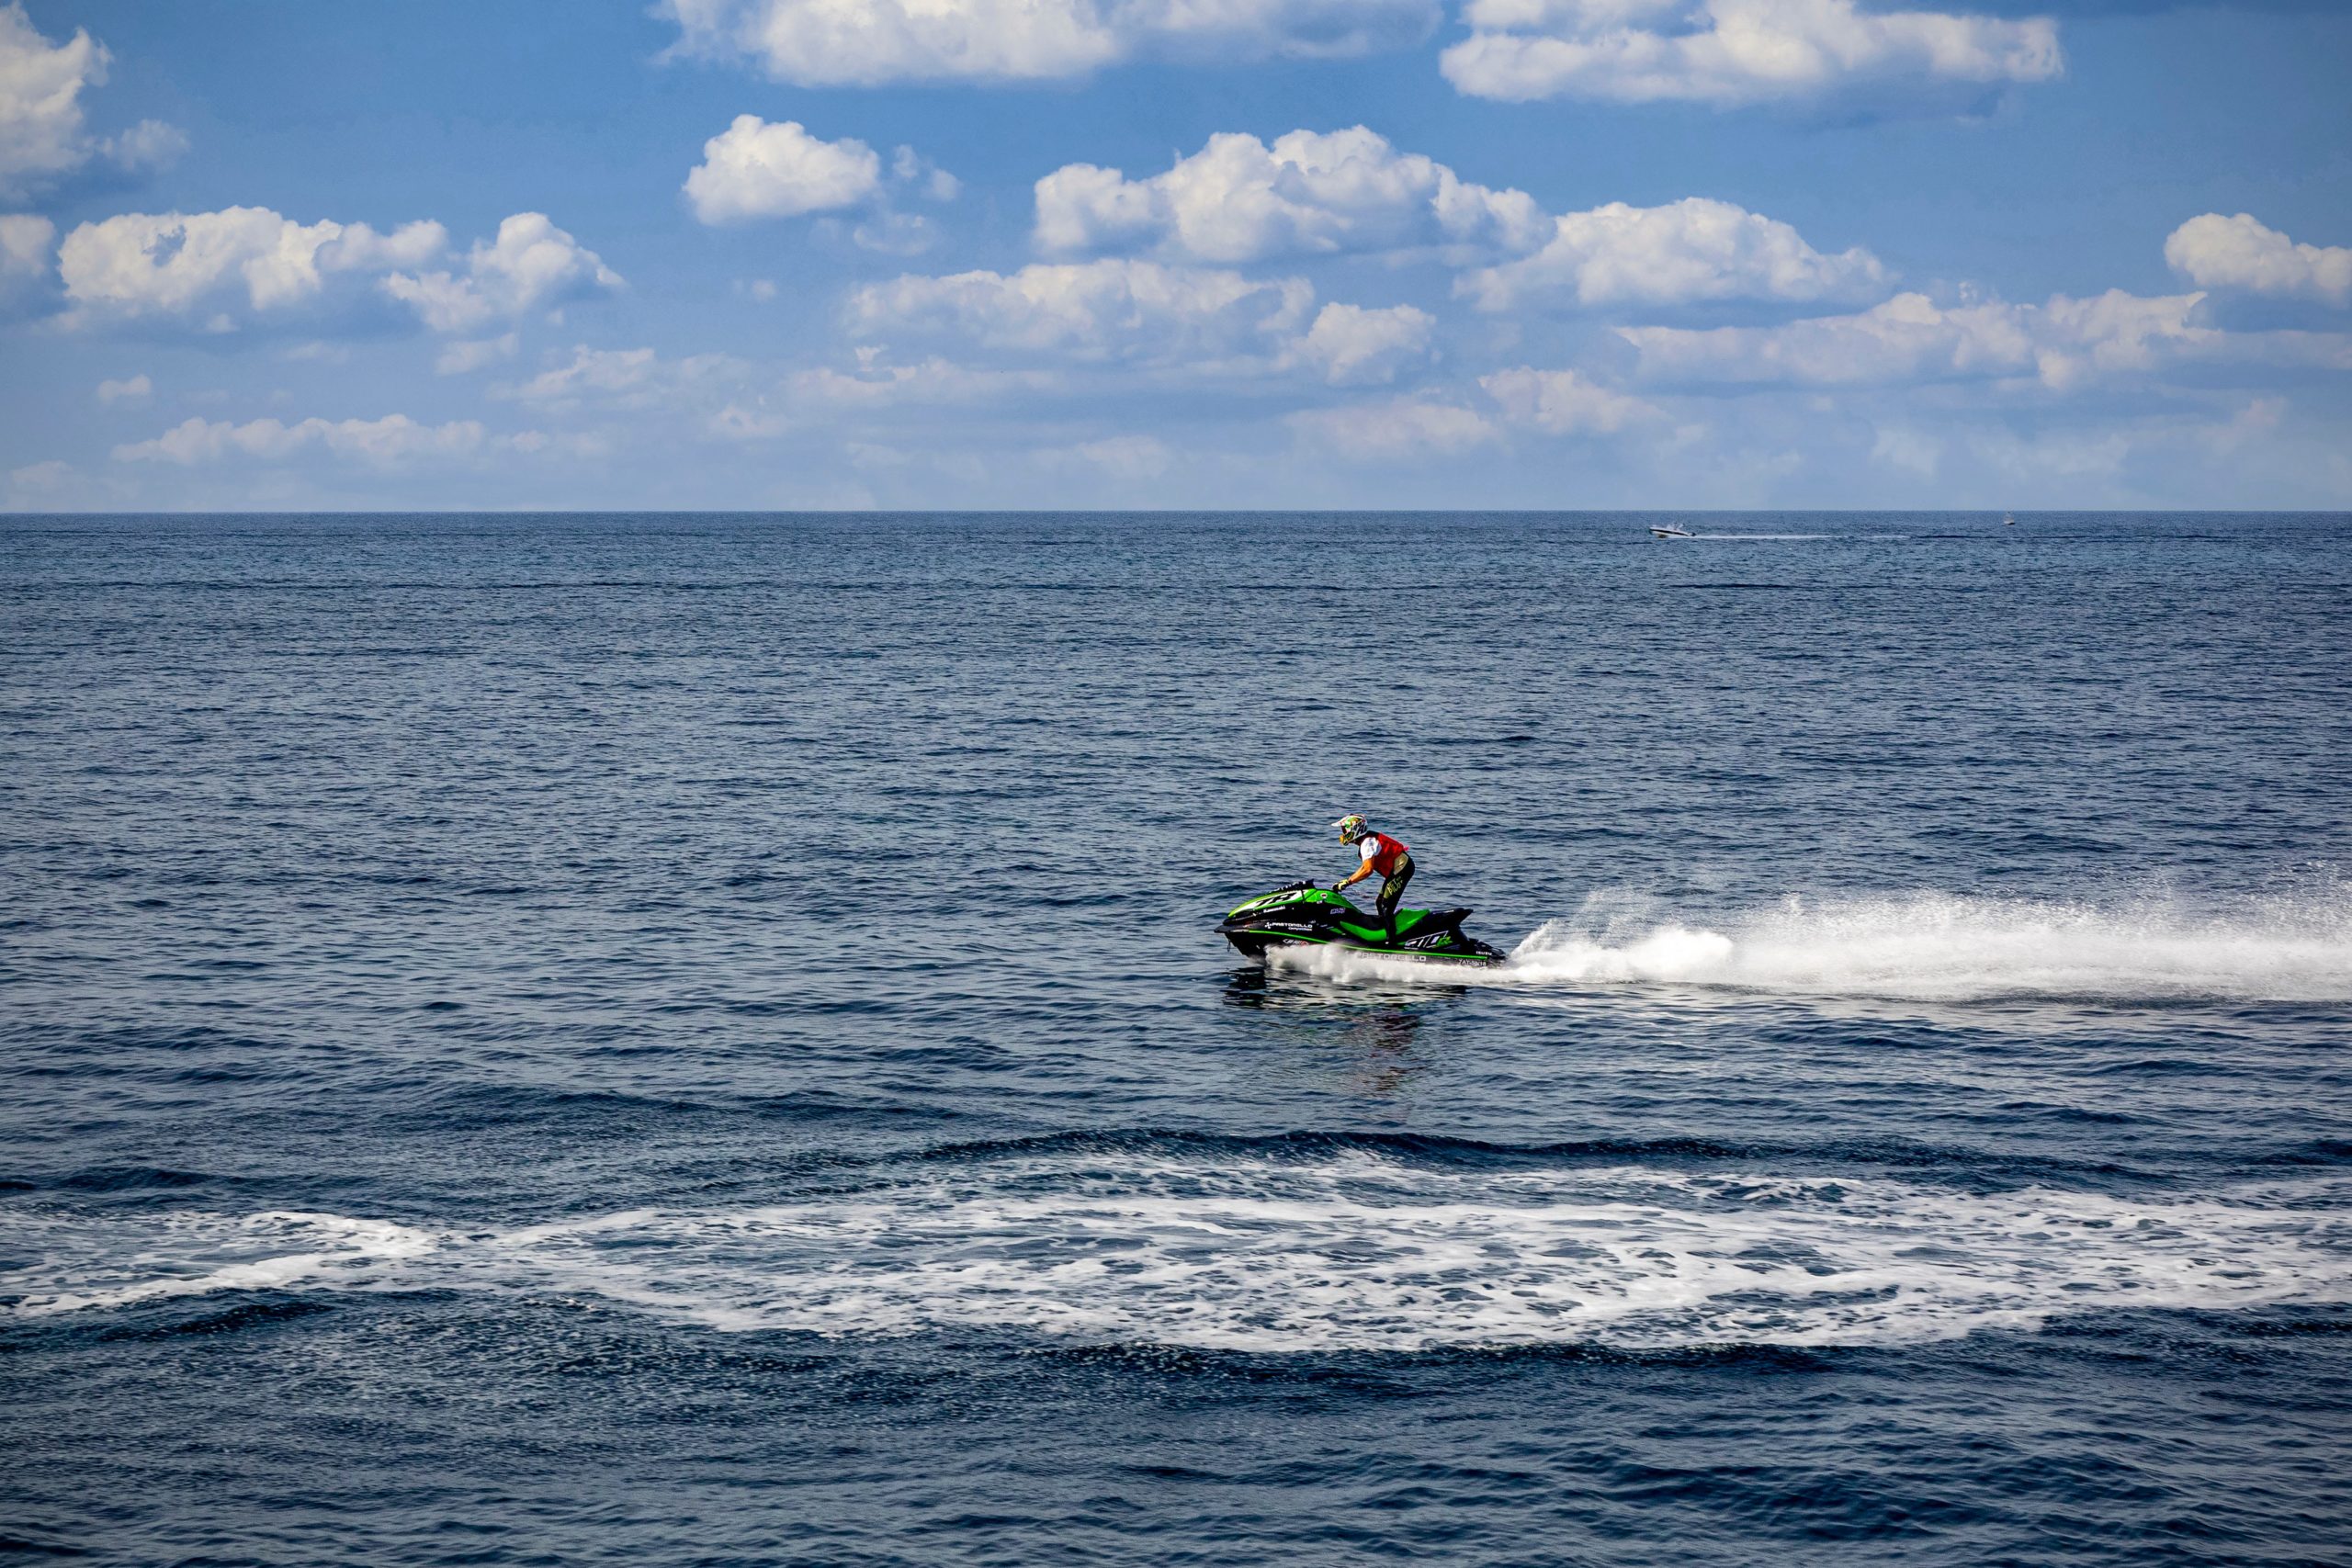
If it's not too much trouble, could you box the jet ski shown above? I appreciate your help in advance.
[1649,523,1694,539]
[1220,881,1507,964]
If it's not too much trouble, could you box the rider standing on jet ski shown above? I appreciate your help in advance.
[1331,815,1413,933]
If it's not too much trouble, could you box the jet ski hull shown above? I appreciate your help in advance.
[1222,928,1506,964]
[1219,882,1507,965]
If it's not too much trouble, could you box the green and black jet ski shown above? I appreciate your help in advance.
[1220,881,1507,964]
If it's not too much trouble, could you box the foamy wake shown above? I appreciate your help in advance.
[1272,888,2352,1002]
[8,1155,2347,1351]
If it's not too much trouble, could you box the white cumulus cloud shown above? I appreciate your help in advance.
[1034,131,1884,315]
[788,356,1066,407]
[113,413,492,468]
[660,0,1438,85]
[1609,288,2352,392]
[1293,301,1436,385]
[1442,0,2062,109]
[501,344,743,408]
[59,207,447,321]
[95,372,150,403]
[56,207,619,336]
[1036,433,1174,480]
[894,144,958,201]
[0,209,51,283]
[1033,126,1547,264]
[0,2,107,195]
[2165,213,2352,308]
[1288,396,1500,458]
[685,116,885,223]
[6,457,75,501]
[101,118,187,173]
[1481,366,1660,433]
[847,256,1314,367]
[435,333,519,375]
[0,3,185,197]
[1459,195,1890,310]
[850,209,941,256]
[1617,289,2092,387]
[378,213,622,334]
[707,401,795,442]
[848,256,1436,385]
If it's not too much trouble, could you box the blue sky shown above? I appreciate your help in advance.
[2,0,2346,510]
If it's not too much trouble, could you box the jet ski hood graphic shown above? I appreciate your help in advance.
[1219,881,1506,964]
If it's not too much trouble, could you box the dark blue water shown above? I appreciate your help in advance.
[5,513,2349,1566]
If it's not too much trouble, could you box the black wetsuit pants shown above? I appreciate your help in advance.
[1376,856,1415,927]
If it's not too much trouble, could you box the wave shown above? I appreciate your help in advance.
[8,1150,2346,1352]
[1272,887,2352,1002]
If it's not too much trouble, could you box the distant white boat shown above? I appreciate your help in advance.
[2004,513,2016,526]
[1649,524,1695,539]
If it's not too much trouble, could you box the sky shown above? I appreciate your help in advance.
[0,0,2347,511]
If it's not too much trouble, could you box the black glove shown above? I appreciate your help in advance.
[1330,882,1349,894]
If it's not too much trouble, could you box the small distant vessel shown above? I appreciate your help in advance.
[1649,524,1695,539]
[2003,513,2016,526]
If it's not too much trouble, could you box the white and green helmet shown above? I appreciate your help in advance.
[1331,814,1371,844]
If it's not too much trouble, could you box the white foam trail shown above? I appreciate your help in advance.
[8,1155,2347,1352]
[1,1211,443,1316]
[1273,888,2352,1002]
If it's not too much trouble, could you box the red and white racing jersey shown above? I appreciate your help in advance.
[1358,832,1411,876]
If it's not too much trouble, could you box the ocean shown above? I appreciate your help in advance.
[4,511,2348,1566]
